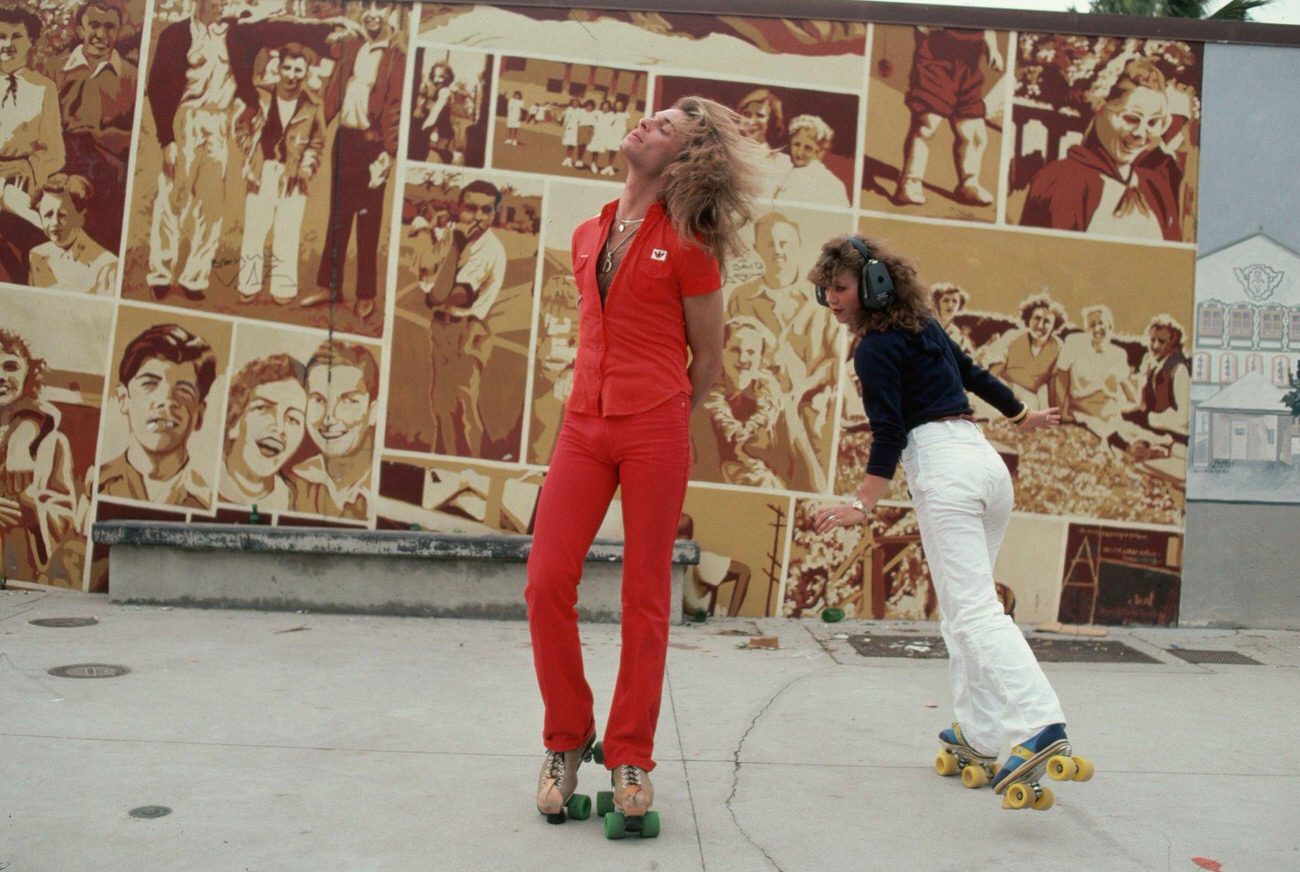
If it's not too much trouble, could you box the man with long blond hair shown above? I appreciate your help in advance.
[525,96,765,838]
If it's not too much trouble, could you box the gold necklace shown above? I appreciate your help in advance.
[615,214,645,233]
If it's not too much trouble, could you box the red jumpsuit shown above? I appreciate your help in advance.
[525,198,720,771]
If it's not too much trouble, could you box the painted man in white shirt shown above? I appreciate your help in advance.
[428,179,506,456]
[29,173,118,295]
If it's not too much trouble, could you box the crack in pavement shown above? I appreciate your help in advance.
[724,666,833,872]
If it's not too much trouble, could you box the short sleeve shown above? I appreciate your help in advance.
[673,237,721,298]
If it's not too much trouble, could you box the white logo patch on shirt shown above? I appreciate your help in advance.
[651,248,668,261]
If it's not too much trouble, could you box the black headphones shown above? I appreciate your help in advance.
[814,237,896,311]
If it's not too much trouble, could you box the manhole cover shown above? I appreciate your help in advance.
[48,664,130,679]
[129,805,172,819]
[1167,648,1261,665]
[29,617,99,628]
[846,634,1160,664]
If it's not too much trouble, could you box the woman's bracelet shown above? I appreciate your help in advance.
[1008,406,1030,426]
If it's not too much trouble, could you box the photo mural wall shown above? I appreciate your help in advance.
[0,0,1233,627]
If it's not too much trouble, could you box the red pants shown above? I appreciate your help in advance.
[525,393,691,772]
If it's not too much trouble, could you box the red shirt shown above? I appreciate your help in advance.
[568,199,721,416]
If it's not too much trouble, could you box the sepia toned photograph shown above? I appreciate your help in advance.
[220,323,381,522]
[386,168,542,463]
[837,216,1196,526]
[692,206,852,494]
[0,287,112,589]
[862,25,1011,222]
[376,453,545,536]
[0,0,146,295]
[656,75,858,208]
[1010,34,1203,243]
[407,46,490,169]
[121,0,410,337]
[97,305,232,514]
[490,57,648,182]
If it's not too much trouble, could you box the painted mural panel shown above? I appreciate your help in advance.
[418,6,867,88]
[1010,34,1202,243]
[838,217,1195,527]
[1057,523,1182,626]
[0,288,112,589]
[680,485,791,619]
[408,46,490,168]
[862,25,1010,222]
[220,322,382,522]
[386,167,541,462]
[122,0,409,338]
[0,0,146,295]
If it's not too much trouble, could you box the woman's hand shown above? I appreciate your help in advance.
[813,503,868,534]
[1019,406,1061,431]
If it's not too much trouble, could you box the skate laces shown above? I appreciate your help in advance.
[543,749,566,782]
[617,765,642,788]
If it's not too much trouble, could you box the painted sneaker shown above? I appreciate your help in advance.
[955,179,994,206]
[934,722,997,788]
[894,175,926,205]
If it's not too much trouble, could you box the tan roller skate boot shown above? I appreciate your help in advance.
[598,764,660,839]
[535,732,597,824]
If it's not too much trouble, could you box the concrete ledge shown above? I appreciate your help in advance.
[94,522,698,624]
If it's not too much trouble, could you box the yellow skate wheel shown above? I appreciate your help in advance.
[935,750,959,776]
[1005,783,1034,809]
[961,765,988,789]
[1071,756,1095,782]
[1032,787,1055,811]
[1047,755,1077,781]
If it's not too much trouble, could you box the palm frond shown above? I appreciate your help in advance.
[1207,0,1274,20]
[1166,0,1208,17]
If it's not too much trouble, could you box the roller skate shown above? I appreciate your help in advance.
[933,722,997,789]
[595,752,659,840]
[535,731,598,824]
[992,724,1095,811]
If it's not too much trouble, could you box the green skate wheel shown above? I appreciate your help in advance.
[596,790,614,817]
[604,811,627,839]
[566,793,591,821]
[592,742,605,766]
[639,810,661,838]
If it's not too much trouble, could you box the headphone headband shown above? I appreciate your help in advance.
[813,235,896,311]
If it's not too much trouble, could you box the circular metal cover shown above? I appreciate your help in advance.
[47,663,130,679]
[29,617,99,628]
[129,806,172,819]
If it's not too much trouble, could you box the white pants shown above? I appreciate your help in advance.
[148,105,228,291]
[239,161,305,301]
[900,420,1065,755]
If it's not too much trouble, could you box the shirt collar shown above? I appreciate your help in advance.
[292,454,369,507]
[64,46,124,77]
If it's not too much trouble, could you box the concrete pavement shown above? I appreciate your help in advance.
[2,587,1298,872]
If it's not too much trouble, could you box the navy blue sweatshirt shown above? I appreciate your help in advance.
[854,318,1025,479]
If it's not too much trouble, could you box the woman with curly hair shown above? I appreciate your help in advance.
[218,354,308,511]
[808,235,1091,809]
[526,95,765,837]
[0,329,77,583]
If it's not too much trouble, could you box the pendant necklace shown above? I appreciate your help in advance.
[600,220,642,274]
[615,214,645,234]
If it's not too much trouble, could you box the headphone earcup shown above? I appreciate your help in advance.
[862,260,896,310]
[814,285,828,307]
